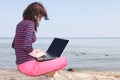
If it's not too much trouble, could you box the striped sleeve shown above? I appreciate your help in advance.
[23,22,34,53]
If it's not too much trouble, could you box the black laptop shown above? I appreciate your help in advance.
[36,38,69,62]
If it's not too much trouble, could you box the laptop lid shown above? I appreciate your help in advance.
[46,38,69,57]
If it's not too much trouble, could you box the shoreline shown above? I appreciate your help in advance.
[1,68,120,80]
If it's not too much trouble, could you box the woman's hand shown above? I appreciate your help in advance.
[29,49,46,58]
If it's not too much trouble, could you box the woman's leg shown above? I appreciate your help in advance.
[17,57,67,76]
[35,57,67,76]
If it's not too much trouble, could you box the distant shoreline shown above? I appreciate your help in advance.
[1,37,120,39]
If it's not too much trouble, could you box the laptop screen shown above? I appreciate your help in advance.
[46,38,69,57]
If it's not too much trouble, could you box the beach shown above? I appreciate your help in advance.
[1,68,120,80]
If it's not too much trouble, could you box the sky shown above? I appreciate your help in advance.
[0,0,120,38]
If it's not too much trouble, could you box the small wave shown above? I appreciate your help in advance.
[65,51,87,56]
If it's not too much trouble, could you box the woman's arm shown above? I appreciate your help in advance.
[22,21,46,58]
[23,22,34,53]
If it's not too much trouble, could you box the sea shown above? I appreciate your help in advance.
[0,37,120,71]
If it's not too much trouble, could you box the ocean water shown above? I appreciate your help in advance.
[0,37,120,71]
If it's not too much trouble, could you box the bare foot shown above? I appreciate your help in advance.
[44,71,56,77]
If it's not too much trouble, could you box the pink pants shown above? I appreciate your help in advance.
[17,57,67,76]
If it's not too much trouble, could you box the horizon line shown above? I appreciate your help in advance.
[1,37,120,39]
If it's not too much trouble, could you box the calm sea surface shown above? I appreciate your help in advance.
[0,37,120,71]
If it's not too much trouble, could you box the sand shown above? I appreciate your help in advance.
[0,68,120,80]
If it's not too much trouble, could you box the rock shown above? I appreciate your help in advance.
[80,52,86,55]
[67,68,74,72]
[105,54,109,56]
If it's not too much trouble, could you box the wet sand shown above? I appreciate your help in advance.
[0,68,120,80]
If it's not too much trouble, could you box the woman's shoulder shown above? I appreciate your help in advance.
[17,20,34,27]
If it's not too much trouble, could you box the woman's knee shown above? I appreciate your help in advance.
[58,57,67,68]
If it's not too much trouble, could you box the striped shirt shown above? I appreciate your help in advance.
[12,20,36,64]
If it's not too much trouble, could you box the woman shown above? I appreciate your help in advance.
[12,2,67,77]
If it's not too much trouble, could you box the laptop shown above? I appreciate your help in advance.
[36,38,69,62]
